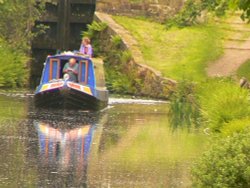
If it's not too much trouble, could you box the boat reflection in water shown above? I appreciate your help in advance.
[34,120,95,187]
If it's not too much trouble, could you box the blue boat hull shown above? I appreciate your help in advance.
[35,83,108,110]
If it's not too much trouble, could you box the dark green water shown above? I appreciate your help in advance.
[0,95,208,188]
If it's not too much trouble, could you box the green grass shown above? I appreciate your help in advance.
[113,16,225,81]
[197,79,250,132]
[237,59,250,80]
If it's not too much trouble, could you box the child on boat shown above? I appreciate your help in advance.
[79,37,93,58]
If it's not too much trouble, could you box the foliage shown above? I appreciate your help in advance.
[83,21,135,94]
[166,0,250,28]
[237,0,250,21]
[104,40,137,94]
[113,16,224,81]
[169,80,201,130]
[105,68,136,94]
[0,0,45,53]
[0,39,28,87]
[169,78,250,133]
[221,117,250,136]
[198,79,250,132]
[82,21,108,56]
[111,35,123,49]
[192,127,250,188]
[237,59,250,80]
[83,21,108,38]
[166,0,202,28]
[82,20,138,94]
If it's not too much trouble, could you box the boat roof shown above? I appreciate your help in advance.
[46,51,92,62]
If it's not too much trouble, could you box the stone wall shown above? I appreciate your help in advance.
[94,12,176,99]
[96,0,184,22]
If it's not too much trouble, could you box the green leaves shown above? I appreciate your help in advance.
[192,127,250,187]
[166,0,202,28]
[166,0,250,28]
[82,21,108,39]
[0,38,28,88]
[0,0,44,52]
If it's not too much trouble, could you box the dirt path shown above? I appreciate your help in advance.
[207,17,250,77]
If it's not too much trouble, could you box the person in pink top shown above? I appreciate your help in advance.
[79,37,93,57]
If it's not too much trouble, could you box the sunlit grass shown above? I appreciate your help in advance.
[113,16,225,81]
[197,79,250,132]
[237,59,250,80]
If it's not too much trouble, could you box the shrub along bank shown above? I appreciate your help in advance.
[0,39,28,87]
[192,127,250,188]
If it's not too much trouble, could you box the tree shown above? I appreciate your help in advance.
[0,0,44,53]
[166,0,250,28]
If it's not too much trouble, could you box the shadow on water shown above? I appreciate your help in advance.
[0,94,208,188]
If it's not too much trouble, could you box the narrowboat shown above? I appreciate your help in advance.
[34,52,108,110]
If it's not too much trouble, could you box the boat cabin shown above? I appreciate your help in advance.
[40,54,96,88]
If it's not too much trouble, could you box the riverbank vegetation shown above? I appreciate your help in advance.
[237,59,250,80]
[0,0,44,88]
[107,2,250,186]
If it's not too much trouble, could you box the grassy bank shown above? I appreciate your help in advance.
[112,15,250,135]
[237,59,250,80]
[113,16,225,81]
[197,79,250,134]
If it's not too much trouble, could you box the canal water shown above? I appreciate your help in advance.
[0,94,208,188]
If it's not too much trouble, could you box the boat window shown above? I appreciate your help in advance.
[59,59,69,78]
[78,60,88,84]
[49,58,60,80]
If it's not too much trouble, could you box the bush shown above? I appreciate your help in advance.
[192,127,250,188]
[0,38,28,87]
[0,0,44,52]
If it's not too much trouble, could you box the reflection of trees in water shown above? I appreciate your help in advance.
[98,112,135,153]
